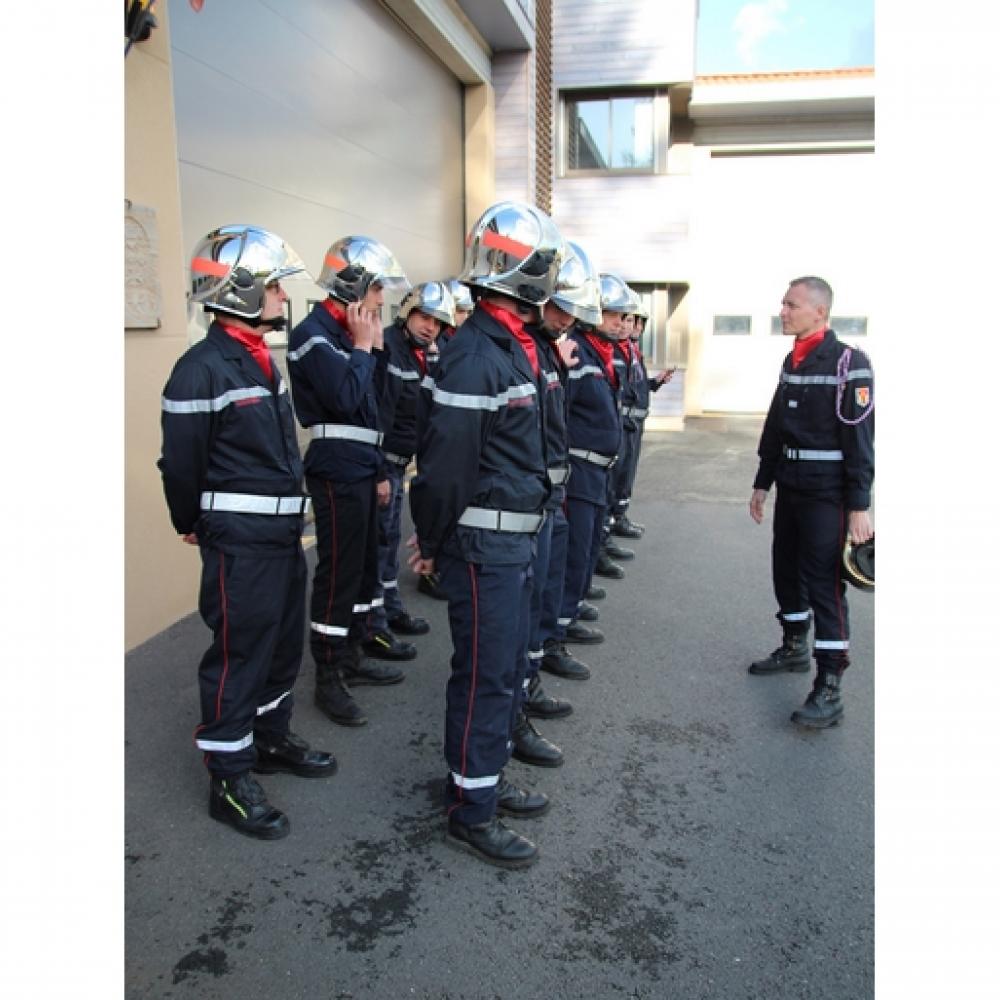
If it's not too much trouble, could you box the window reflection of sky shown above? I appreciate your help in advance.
[571,96,653,170]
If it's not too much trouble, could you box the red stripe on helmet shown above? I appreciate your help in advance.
[480,229,533,259]
[191,257,231,277]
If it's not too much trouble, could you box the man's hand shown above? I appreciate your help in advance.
[405,532,435,576]
[376,479,392,508]
[345,300,380,351]
[654,368,676,387]
[557,335,580,368]
[182,532,198,545]
[847,510,874,545]
[749,488,768,524]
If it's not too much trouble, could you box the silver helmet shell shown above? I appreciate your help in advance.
[398,281,457,328]
[551,240,602,327]
[190,225,308,320]
[458,201,564,306]
[599,273,634,314]
[445,278,474,314]
[316,235,410,304]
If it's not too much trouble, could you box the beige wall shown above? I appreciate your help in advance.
[125,2,202,649]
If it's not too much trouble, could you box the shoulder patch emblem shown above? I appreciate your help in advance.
[855,386,870,407]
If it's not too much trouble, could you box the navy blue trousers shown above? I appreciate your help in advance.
[438,552,533,826]
[772,486,850,672]
[559,496,605,639]
[368,465,407,634]
[195,544,306,777]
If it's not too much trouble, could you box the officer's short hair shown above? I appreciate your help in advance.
[789,276,833,312]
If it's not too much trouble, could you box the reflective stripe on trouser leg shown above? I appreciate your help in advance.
[538,501,569,648]
[625,418,645,500]
[439,553,530,827]
[611,425,636,511]
[307,474,379,665]
[194,544,304,777]
[773,487,851,671]
[559,496,604,640]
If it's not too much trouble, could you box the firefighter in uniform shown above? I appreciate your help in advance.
[541,272,627,681]
[408,201,566,869]
[367,282,457,643]
[749,276,874,728]
[286,236,411,729]
[158,225,336,841]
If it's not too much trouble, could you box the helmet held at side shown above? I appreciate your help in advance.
[843,537,874,592]
[599,273,634,314]
[316,235,410,304]
[551,240,602,327]
[397,281,457,328]
[458,201,564,306]
[190,225,308,321]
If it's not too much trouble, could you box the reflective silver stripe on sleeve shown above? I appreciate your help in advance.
[545,371,561,388]
[387,363,421,381]
[200,492,311,515]
[287,336,351,362]
[450,771,500,790]
[161,386,271,414]
[781,369,873,386]
[310,622,350,636]
[623,406,649,418]
[814,639,850,650]
[382,451,410,467]
[547,466,569,485]
[428,381,537,411]
[195,734,254,752]
[528,649,544,661]
[310,424,383,445]
[568,448,615,468]
[567,364,605,380]
[257,690,291,716]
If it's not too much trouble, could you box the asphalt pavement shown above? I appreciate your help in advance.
[125,415,874,1000]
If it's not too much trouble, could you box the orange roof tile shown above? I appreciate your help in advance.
[695,68,874,84]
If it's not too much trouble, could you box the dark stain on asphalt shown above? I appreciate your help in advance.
[627,717,734,751]
[171,889,253,984]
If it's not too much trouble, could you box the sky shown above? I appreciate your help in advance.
[696,0,874,74]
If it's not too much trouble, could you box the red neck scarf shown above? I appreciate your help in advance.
[479,300,538,376]
[792,328,827,369]
[412,346,427,377]
[321,298,351,341]
[584,332,619,387]
[218,320,273,381]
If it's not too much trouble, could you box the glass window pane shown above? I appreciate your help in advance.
[610,96,654,169]
[568,99,609,169]
[714,315,752,335]
[831,316,868,336]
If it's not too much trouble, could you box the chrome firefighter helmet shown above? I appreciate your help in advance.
[316,235,409,304]
[843,537,874,592]
[599,273,634,314]
[445,278,474,314]
[397,281,456,328]
[551,240,602,328]
[459,201,564,306]
[189,225,308,321]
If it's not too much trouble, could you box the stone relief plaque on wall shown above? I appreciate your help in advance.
[125,200,162,329]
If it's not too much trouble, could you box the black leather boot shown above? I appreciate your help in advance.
[594,551,625,579]
[342,642,406,686]
[791,671,844,729]
[523,673,573,719]
[446,815,539,869]
[585,584,607,601]
[253,730,338,779]
[540,639,591,680]
[314,661,368,727]
[612,514,644,538]
[387,611,430,636]
[417,571,448,601]
[576,601,599,622]
[360,629,417,662]
[565,621,604,644]
[209,772,290,840]
[511,712,564,767]
[749,620,811,675]
[496,773,550,818]
[604,538,635,561]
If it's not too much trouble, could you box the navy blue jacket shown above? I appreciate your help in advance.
[410,304,549,564]
[158,321,305,554]
[286,300,386,483]
[753,329,875,510]
[377,322,430,475]
[527,326,570,510]
[614,340,642,432]
[564,327,622,504]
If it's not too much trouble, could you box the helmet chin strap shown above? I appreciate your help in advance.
[249,315,287,332]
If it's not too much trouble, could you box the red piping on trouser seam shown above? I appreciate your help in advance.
[215,553,230,720]
[448,563,479,818]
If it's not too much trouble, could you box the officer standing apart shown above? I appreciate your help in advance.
[286,236,411,730]
[749,276,874,728]
[408,201,566,869]
[158,226,336,841]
